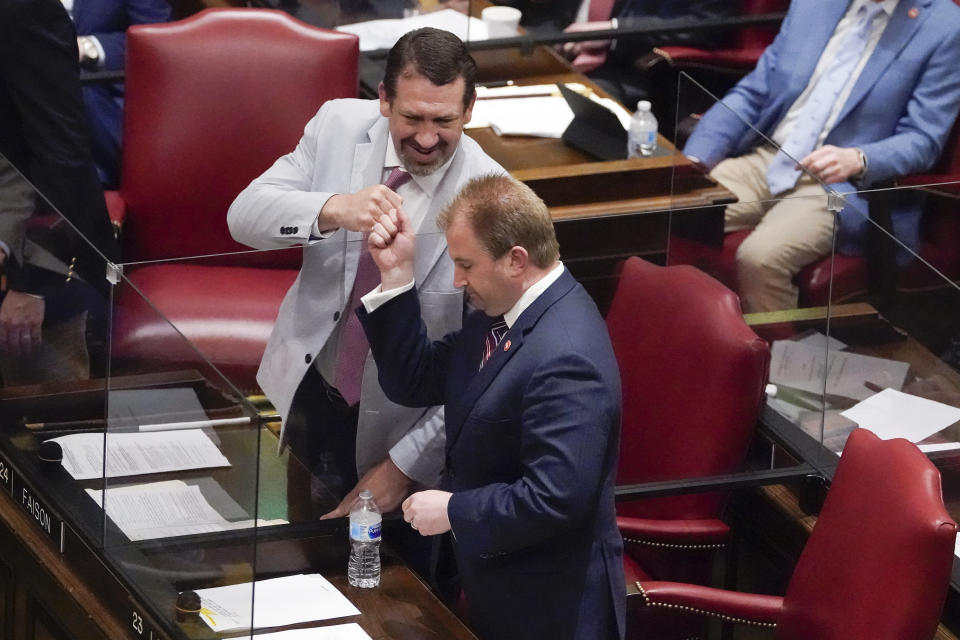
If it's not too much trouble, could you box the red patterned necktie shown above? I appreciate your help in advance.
[334,167,412,405]
[480,316,508,370]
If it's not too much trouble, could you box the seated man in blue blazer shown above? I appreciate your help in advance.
[357,174,625,640]
[684,0,960,312]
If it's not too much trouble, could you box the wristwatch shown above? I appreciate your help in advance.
[78,36,100,70]
[854,147,869,182]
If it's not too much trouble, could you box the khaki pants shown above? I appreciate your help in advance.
[711,146,837,313]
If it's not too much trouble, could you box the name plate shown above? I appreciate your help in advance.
[17,480,63,547]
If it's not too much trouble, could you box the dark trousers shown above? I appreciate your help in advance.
[285,365,438,582]
[285,365,359,499]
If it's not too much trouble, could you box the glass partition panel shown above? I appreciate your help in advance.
[1,176,480,637]
[820,179,960,462]
[667,71,847,467]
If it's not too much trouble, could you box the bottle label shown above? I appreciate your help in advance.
[350,521,382,542]
[644,130,656,145]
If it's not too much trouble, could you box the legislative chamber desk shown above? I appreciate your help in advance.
[0,372,477,640]
[737,303,960,638]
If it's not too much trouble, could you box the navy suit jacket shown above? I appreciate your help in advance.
[360,269,625,640]
[684,0,960,256]
[73,0,170,185]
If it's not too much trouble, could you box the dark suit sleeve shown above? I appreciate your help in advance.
[610,0,732,63]
[88,0,172,71]
[358,288,456,409]
[447,350,619,557]
[0,0,118,289]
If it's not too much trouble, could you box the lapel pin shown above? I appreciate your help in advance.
[908,7,919,18]
[503,340,511,352]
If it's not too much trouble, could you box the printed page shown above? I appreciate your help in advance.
[192,574,360,633]
[50,429,230,480]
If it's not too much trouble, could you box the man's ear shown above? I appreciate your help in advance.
[378,82,391,118]
[462,90,477,126]
[508,246,529,274]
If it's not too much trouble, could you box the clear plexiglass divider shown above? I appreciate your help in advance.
[321,0,781,67]
[0,156,466,638]
[670,72,960,504]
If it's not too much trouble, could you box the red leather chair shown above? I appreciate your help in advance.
[109,9,358,390]
[651,0,788,74]
[634,428,958,640]
[606,258,770,636]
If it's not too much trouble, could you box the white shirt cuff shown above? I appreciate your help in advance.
[89,36,106,69]
[361,279,415,313]
[310,216,338,240]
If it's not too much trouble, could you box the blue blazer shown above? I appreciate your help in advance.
[73,0,171,185]
[360,269,625,640]
[684,0,960,256]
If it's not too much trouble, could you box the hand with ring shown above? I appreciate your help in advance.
[0,290,44,357]
[401,490,453,536]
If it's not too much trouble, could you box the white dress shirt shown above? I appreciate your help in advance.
[313,135,457,383]
[771,0,899,149]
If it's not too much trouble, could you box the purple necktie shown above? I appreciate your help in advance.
[334,167,412,405]
[479,316,508,370]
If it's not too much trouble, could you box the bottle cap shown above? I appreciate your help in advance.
[358,489,373,500]
[636,100,651,112]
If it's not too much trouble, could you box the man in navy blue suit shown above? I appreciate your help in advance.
[357,174,625,640]
[69,0,171,186]
[684,0,960,312]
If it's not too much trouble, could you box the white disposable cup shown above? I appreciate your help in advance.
[481,6,522,39]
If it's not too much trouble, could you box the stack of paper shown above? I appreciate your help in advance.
[468,83,631,138]
[769,339,909,403]
[840,388,960,448]
[191,574,360,632]
[50,429,230,480]
[337,9,487,52]
[86,480,286,541]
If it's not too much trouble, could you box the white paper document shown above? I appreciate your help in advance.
[337,9,487,51]
[769,340,909,402]
[468,83,631,138]
[50,429,230,480]
[85,480,286,541]
[192,573,360,633]
[236,623,371,640]
[840,388,960,444]
[794,331,848,352]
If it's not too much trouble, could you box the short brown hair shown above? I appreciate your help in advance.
[439,174,560,269]
[383,27,477,110]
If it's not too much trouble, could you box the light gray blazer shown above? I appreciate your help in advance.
[228,98,505,485]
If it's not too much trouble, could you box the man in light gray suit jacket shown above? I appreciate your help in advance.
[228,28,505,523]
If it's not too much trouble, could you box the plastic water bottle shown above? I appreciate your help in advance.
[628,100,658,158]
[347,489,381,588]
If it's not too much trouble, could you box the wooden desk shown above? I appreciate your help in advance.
[0,374,478,640]
[739,303,960,635]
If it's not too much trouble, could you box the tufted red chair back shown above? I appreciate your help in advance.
[606,258,770,519]
[121,8,358,264]
[778,429,956,640]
